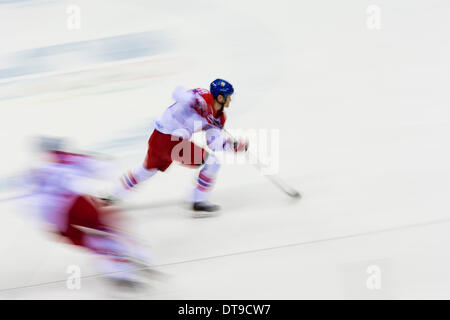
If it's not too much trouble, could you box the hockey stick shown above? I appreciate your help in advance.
[222,128,301,199]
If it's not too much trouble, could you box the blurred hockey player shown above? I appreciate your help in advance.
[109,79,248,212]
[27,136,154,288]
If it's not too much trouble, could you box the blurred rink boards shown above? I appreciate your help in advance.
[0,30,178,102]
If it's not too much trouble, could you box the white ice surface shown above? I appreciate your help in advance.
[1,0,450,299]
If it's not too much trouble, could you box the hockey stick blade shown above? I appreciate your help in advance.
[221,128,301,199]
[266,174,301,199]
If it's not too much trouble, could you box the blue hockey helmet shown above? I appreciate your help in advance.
[210,79,234,99]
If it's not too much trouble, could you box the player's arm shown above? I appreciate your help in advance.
[205,126,248,152]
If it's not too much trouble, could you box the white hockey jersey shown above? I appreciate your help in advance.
[27,152,112,232]
[154,87,229,151]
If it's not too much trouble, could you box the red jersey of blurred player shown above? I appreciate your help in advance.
[27,137,153,286]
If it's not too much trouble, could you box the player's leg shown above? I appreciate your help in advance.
[108,130,174,201]
[110,165,158,199]
[192,152,221,212]
[171,140,221,212]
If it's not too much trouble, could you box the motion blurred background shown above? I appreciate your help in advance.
[1,0,450,299]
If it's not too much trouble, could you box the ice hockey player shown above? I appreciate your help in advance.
[108,79,248,213]
[27,136,153,288]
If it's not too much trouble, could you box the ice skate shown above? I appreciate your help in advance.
[193,201,220,212]
[192,201,221,218]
